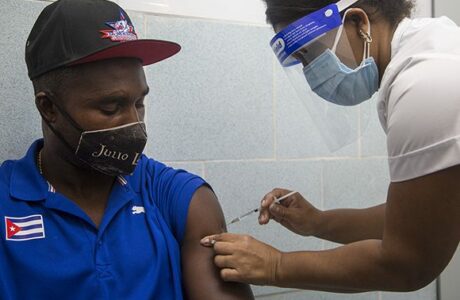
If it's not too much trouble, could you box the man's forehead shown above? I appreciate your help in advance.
[58,58,147,98]
[70,58,144,83]
[74,57,143,74]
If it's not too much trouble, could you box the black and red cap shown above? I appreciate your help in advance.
[25,0,181,79]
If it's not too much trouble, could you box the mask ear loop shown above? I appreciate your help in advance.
[133,103,148,137]
[44,92,84,132]
[37,92,83,155]
[331,9,372,63]
[359,28,372,61]
[331,10,350,54]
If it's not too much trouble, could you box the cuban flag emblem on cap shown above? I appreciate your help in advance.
[5,215,45,241]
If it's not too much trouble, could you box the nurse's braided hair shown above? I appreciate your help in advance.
[263,0,414,26]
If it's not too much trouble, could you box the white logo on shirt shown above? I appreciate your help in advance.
[132,206,145,215]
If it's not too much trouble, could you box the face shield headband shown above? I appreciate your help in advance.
[270,0,359,67]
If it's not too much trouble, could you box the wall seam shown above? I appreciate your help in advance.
[162,156,388,164]
[201,161,207,179]
[272,53,277,161]
[320,160,326,251]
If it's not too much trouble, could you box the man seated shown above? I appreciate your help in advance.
[0,0,253,299]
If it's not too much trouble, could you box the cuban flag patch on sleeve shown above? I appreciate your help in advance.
[5,215,45,241]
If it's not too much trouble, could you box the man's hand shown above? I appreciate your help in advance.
[201,233,282,285]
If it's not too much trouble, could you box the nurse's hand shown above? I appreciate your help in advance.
[258,188,321,236]
[200,233,282,285]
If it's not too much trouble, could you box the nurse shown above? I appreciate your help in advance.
[202,0,460,292]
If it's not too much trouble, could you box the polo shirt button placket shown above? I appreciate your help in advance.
[95,237,113,280]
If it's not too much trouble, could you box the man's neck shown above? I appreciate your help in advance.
[39,144,115,207]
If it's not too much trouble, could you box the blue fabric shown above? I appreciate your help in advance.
[0,140,207,299]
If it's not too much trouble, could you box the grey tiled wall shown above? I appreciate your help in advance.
[0,0,436,299]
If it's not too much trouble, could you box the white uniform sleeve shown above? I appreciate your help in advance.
[386,55,460,182]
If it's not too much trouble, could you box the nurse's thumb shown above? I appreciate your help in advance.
[269,203,289,222]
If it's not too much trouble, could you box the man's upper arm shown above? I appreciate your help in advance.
[381,165,460,290]
[181,186,254,300]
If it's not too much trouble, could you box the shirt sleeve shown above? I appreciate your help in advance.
[146,159,207,243]
[386,55,460,182]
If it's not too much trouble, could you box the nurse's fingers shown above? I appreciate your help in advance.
[213,242,235,255]
[220,268,240,282]
[214,254,236,269]
[200,233,240,247]
[259,188,292,225]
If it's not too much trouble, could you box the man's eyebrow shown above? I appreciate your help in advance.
[98,94,127,103]
[82,87,150,104]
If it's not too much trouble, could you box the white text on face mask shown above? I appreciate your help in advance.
[92,143,140,166]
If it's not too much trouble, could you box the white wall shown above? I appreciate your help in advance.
[119,0,267,24]
[413,0,432,17]
[433,3,460,299]
[435,0,460,24]
[117,0,432,23]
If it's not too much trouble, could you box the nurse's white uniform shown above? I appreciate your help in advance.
[378,17,460,182]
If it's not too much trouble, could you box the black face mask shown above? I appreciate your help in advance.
[74,121,147,176]
[40,93,148,176]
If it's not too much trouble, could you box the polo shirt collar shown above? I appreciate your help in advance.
[123,154,146,194]
[10,139,49,201]
[10,139,138,202]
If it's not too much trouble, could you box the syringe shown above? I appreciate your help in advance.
[227,191,297,226]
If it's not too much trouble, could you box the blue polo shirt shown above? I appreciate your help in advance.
[0,140,207,299]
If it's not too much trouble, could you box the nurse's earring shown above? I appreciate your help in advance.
[359,29,373,60]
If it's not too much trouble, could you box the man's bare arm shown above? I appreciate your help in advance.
[181,186,254,299]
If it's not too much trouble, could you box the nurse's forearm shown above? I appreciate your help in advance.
[315,204,385,244]
[275,239,418,293]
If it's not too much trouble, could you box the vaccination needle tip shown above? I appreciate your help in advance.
[227,209,259,225]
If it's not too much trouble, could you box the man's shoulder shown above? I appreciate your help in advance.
[0,159,15,186]
[128,155,206,202]
[136,154,202,180]
[138,154,167,171]
[0,160,17,210]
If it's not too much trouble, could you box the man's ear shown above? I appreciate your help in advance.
[35,92,57,124]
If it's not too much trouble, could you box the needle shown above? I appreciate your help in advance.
[226,191,297,226]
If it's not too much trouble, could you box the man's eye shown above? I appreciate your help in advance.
[99,104,119,114]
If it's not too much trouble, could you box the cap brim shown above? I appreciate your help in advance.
[70,39,181,67]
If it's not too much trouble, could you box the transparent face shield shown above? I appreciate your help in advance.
[270,0,378,152]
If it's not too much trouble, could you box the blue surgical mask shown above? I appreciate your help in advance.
[302,49,379,106]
